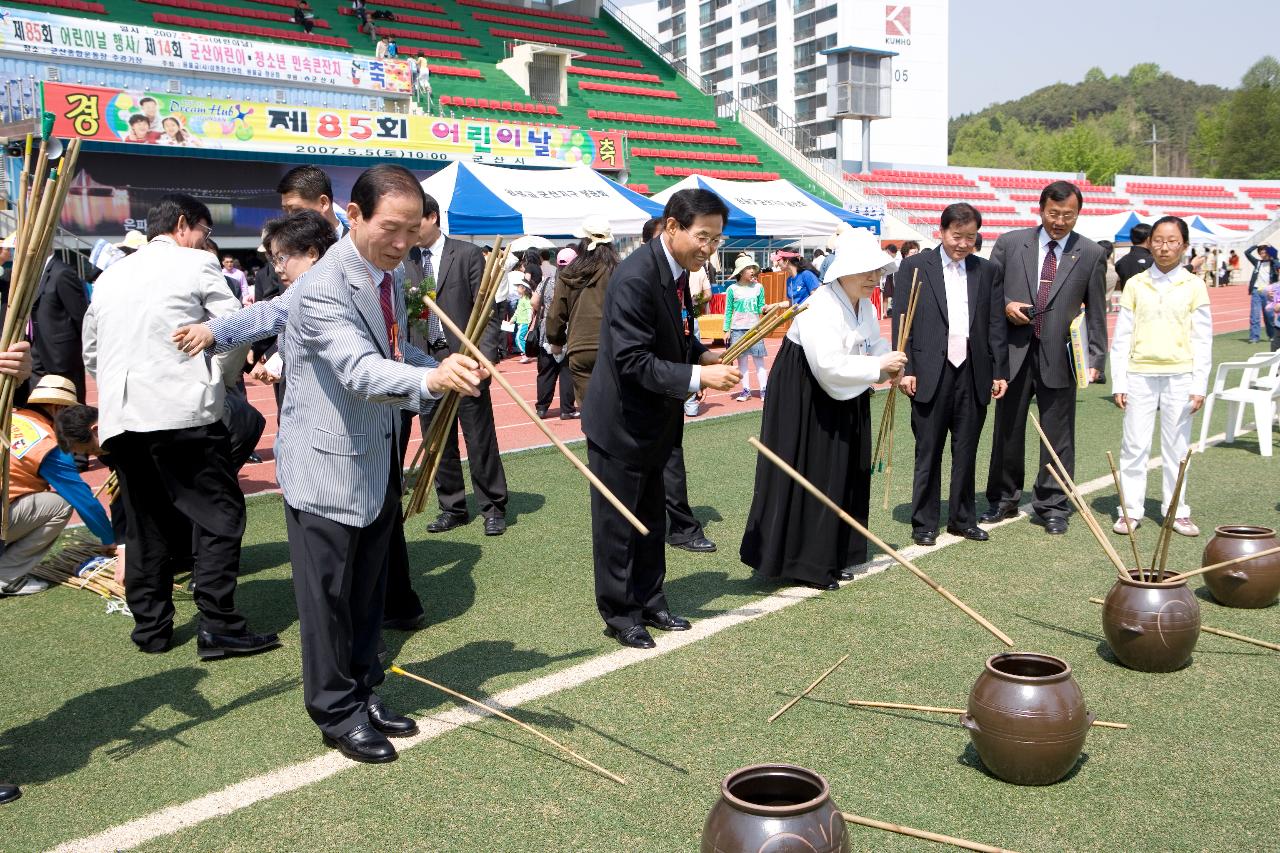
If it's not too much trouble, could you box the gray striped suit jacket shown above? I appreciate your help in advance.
[276,236,436,527]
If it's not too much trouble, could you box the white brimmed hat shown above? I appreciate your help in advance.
[822,228,894,283]
[27,375,79,407]
[825,222,855,251]
[0,234,15,250]
[728,253,759,280]
[573,215,613,250]
[115,230,146,251]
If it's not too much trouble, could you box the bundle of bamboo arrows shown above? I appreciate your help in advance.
[719,303,807,364]
[870,270,921,509]
[29,537,122,600]
[403,237,509,519]
[1,135,83,535]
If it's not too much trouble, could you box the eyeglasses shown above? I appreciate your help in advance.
[270,253,296,270]
[1150,240,1185,249]
[1042,211,1078,224]
[681,227,725,249]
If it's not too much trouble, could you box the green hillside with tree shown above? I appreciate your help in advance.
[948,58,1280,184]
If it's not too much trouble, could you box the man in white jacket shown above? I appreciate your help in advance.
[83,193,280,659]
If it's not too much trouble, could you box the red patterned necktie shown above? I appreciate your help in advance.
[377,272,398,357]
[676,270,691,337]
[1034,240,1058,339]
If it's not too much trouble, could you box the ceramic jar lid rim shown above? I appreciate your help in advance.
[984,652,1072,683]
[1115,570,1189,589]
[1212,525,1275,538]
[719,763,831,817]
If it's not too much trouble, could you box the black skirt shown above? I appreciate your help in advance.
[740,337,872,585]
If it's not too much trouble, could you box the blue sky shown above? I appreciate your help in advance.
[949,0,1278,116]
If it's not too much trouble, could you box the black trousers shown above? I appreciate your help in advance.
[910,359,986,533]
[428,381,508,520]
[534,342,576,414]
[285,442,399,737]
[106,423,247,651]
[384,410,426,621]
[587,440,670,633]
[984,341,1076,519]
[663,445,705,545]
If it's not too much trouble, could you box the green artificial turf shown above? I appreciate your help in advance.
[1,330,1277,852]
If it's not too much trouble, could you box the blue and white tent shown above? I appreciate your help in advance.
[649,174,880,237]
[1074,210,1143,244]
[420,160,661,236]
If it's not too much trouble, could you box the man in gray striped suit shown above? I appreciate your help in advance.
[276,165,486,764]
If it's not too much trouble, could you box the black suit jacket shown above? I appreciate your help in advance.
[1114,246,1151,291]
[433,237,500,361]
[895,249,1008,405]
[32,257,89,397]
[252,265,284,361]
[582,238,709,467]
[989,227,1107,389]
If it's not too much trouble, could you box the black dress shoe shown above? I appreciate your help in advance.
[801,579,840,591]
[560,409,581,420]
[368,702,419,737]
[323,723,397,763]
[671,536,716,553]
[946,525,989,542]
[837,567,856,581]
[196,629,281,660]
[643,610,691,631]
[426,512,469,534]
[0,783,19,805]
[1044,517,1068,535]
[606,625,656,648]
[978,503,1018,524]
[483,516,506,536]
[535,406,549,419]
[382,612,426,631]
[913,530,938,546]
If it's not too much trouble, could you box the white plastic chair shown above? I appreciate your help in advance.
[1199,352,1280,457]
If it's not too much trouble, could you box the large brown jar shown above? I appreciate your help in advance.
[962,652,1092,786]
[1102,570,1200,672]
[1201,526,1280,608]
[702,764,848,853]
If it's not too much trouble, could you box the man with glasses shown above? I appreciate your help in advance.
[582,189,741,649]
[83,194,280,658]
[979,181,1107,536]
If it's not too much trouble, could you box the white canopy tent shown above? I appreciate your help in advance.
[650,174,880,238]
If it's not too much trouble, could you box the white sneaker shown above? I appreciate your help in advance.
[1112,517,1140,535]
[1172,517,1200,537]
[0,576,50,596]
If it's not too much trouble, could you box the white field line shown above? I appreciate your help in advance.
[50,432,1231,853]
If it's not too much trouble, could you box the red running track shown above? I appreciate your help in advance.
[76,283,1255,499]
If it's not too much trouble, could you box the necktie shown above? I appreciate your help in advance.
[1034,240,1058,339]
[947,262,967,367]
[675,270,691,338]
[377,272,398,358]
[422,248,444,346]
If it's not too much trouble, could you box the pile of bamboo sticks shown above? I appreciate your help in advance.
[719,303,807,364]
[1,135,83,535]
[871,270,920,509]
[403,237,508,520]
[29,537,121,600]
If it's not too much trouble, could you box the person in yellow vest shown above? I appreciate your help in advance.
[1109,216,1212,538]
[1,376,114,596]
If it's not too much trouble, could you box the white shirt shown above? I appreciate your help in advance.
[1037,227,1067,281]
[941,248,969,364]
[785,282,889,400]
[659,236,701,394]
[1108,264,1213,396]
[362,253,439,400]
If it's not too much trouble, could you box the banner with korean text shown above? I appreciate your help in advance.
[42,82,626,171]
[2,8,410,95]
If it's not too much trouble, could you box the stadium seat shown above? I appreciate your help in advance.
[456,0,592,24]
[151,13,348,46]
[366,0,445,14]
[143,0,331,28]
[368,26,480,46]
[471,12,606,38]
[8,0,108,13]
[577,81,678,99]
[488,28,622,53]
[575,54,647,69]
[567,66,662,84]
[336,6,458,29]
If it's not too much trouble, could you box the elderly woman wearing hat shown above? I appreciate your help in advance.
[1,376,114,597]
[740,229,907,590]
[722,253,774,401]
[545,215,621,403]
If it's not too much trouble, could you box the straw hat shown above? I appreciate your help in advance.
[556,247,578,266]
[115,230,146,251]
[728,253,760,280]
[822,228,894,283]
[26,375,79,407]
[573,215,613,250]
[0,234,15,250]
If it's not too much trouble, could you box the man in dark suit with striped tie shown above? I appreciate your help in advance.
[276,165,486,763]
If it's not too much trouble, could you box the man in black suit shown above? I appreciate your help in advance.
[980,181,1107,534]
[415,193,509,537]
[896,204,1008,546]
[1114,222,1152,293]
[583,190,740,649]
[31,256,89,402]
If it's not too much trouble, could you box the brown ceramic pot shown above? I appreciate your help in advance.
[1201,526,1280,609]
[962,652,1092,786]
[1102,570,1200,672]
[702,764,848,853]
